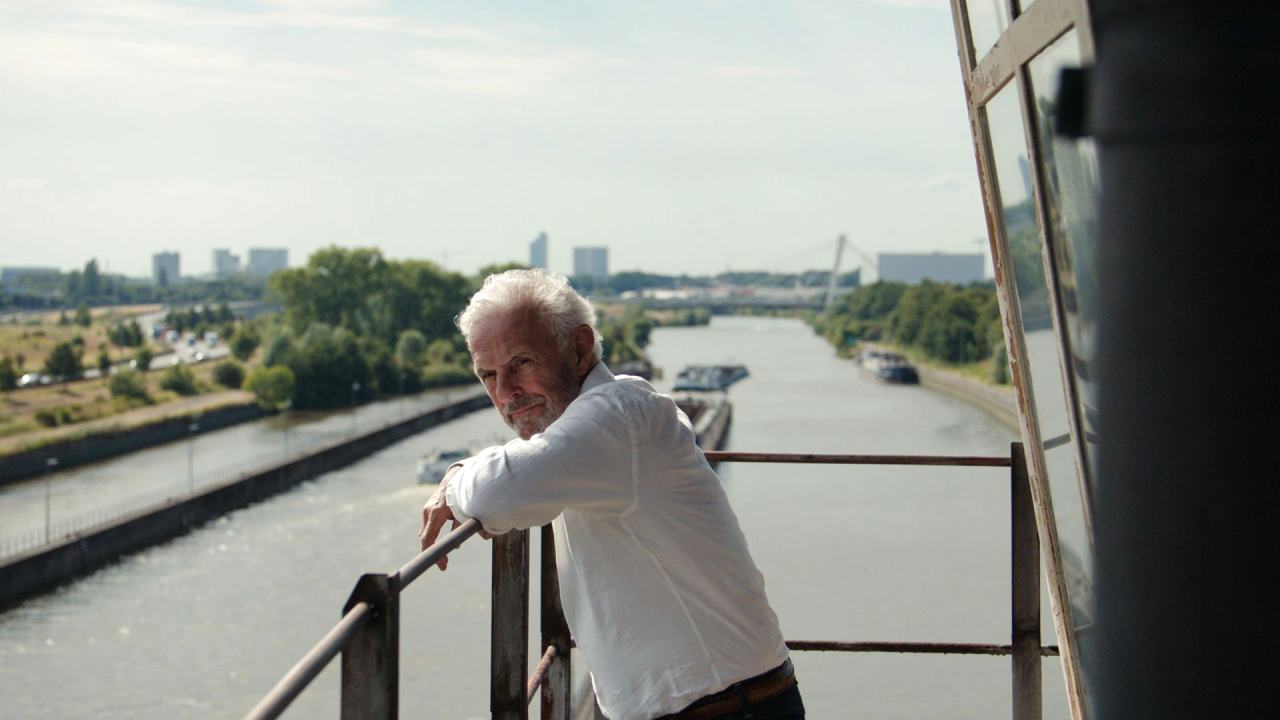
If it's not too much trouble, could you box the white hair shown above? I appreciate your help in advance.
[456,269,603,358]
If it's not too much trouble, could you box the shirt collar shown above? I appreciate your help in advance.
[579,360,614,396]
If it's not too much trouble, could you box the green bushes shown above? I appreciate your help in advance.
[213,361,245,389]
[159,364,199,396]
[35,405,83,427]
[814,280,1008,383]
[421,363,474,388]
[43,341,83,380]
[109,369,151,403]
[244,365,296,409]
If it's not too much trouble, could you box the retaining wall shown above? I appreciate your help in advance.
[1,402,266,487]
[0,392,490,609]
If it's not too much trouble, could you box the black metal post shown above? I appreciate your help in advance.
[492,530,530,720]
[1009,443,1041,720]
[1090,3,1279,718]
[540,525,571,720]
[340,573,400,720]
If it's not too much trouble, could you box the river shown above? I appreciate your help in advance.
[0,317,1068,719]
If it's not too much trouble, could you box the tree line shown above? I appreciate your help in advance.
[811,280,1009,383]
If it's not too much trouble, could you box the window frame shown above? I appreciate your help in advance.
[946,1,1097,718]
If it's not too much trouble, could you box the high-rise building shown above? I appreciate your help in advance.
[529,232,548,269]
[246,248,289,278]
[878,252,984,285]
[152,251,180,286]
[212,249,241,277]
[573,246,609,281]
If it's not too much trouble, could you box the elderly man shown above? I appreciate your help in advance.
[419,269,803,720]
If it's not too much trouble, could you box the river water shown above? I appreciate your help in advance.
[0,317,1068,719]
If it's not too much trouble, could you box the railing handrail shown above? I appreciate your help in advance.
[243,519,483,720]
[244,444,1042,720]
[703,450,1012,467]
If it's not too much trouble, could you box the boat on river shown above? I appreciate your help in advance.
[415,449,471,484]
[672,364,749,391]
[859,349,919,385]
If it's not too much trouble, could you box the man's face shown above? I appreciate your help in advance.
[469,308,581,440]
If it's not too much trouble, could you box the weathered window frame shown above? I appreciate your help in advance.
[946,1,1097,718]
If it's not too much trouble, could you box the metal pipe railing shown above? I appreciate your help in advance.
[245,602,372,720]
[244,444,1047,720]
[703,450,1012,467]
[243,519,483,720]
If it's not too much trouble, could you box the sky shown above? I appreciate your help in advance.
[0,0,989,280]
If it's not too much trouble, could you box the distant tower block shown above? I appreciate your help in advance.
[152,251,180,286]
[246,248,289,278]
[212,248,241,277]
[530,232,548,269]
[573,246,608,281]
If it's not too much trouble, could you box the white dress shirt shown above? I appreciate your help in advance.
[446,362,789,720]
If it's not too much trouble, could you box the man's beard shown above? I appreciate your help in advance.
[504,358,579,439]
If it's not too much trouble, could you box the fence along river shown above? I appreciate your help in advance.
[0,316,1071,718]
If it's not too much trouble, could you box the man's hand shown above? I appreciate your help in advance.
[420,467,461,570]
[419,466,493,571]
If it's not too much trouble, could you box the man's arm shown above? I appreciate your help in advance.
[445,390,639,534]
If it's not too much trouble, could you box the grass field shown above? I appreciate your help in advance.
[0,304,163,375]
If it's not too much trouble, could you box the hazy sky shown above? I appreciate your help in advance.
[0,0,988,279]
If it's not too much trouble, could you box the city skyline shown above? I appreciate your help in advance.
[1,1,985,279]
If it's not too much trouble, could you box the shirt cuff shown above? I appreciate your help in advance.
[443,462,473,523]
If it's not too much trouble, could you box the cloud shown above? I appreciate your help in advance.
[862,0,949,8]
[7,178,48,192]
[406,46,597,97]
[895,173,957,191]
[709,64,796,80]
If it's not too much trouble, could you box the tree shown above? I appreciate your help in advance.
[109,369,150,402]
[395,329,428,368]
[213,360,245,389]
[230,327,260,361]
[244,365,296,409]
[97,348,112,374]
[44,341,83,379]
[133,346,154,372]
[160,364,199,396]
[83,259,101,298]
[0,356,17,390]
[74,302,92,327]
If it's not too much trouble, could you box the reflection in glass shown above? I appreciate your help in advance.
[966,0,1013,61]
[1029,32,1101,495]
[985,79,1095,705]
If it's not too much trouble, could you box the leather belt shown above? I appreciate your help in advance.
[656,659,796,720]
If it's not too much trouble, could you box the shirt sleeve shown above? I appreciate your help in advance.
[444,389,639,534]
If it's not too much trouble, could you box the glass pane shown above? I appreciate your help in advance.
[1028,31,1100,495]
[985,78,1095,668]
[966,0,1013,60]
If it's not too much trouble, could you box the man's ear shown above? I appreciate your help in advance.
[572,325,596,376]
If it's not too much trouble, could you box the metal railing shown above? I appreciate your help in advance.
[243,442,1055,720]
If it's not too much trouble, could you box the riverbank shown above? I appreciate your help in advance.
[0,390,489,609]
[858,342,1018,431]
[0,392,262,485]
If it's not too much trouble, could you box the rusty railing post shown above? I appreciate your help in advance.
[540,525,572,719]
[340,573,400,720]
[492,529,530,720]
[1010,442,1042,720]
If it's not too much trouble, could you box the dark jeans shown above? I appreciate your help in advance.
[705,682,805,720]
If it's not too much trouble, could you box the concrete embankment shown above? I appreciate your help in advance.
[0,392,489,609]
[859,343,1018,432]
[0,401,266,487]
[915,365,1018,432]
